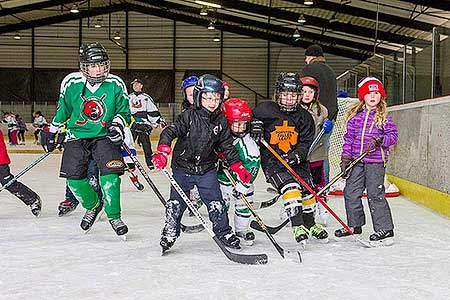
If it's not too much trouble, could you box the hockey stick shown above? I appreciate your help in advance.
[0,152,52,192]
[307,127,325,159]
[252,195,279,210]
[122,143,204,234]
[223,169,301,262]
[162,169,268,265]
[251,150,369,234]
[259,140,371,247]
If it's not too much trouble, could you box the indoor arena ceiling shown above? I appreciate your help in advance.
[1,0,450,60]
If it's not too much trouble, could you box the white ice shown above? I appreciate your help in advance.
[1,153,450,300]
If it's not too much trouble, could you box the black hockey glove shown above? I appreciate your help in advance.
[250,119,264,142]
[56,132,66,150]
[340,156,352,179]
[281,151,302,166]
[106,121,124,146]
[39,130,57,153]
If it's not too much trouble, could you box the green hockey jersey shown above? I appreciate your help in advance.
[218,133,260,190]
[51,72,131,139]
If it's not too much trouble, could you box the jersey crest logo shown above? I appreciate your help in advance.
[131,98,143,109]
[269,120,298,153]
[76,94,107,126]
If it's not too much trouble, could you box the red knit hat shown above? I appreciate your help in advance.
[358,77,386,101]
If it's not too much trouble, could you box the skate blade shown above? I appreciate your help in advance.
[241,239,255,247]
[309,237,329,244]
[285,249,303,263]
[296,240,307,250]
[334,234,362,242]
[368,237,394,248]
[118,234,127,241]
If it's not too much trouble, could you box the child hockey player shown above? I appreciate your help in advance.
[334,76,398,246]
[180,76,198,111]
[40,42,131,237]
[218,98,260,245]
[251,72,328,245]
[0,128,41,216]
[129,79,165,170]
[300,76,333,225]
[152,74,251,252]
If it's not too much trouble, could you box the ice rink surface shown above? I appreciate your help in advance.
[1,154,450,300]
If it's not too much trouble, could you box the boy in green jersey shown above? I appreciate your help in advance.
[40,43,131,237]
[218,98,260,245]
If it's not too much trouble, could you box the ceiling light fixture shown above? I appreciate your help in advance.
[213,35,220,42]
[195,0,221,9]
[293,28,301,38]
[297,14,306,23]
[113,31,121,40]
[13,32,21,40]
[304,0,314,5]
[207,21,215,30]
[94,19,102,28]
[70,4,79,14]
[200,7,208,16]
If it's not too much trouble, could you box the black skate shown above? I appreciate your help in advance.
[109,218,128,240]
[219,233,241,249]
[29,197,41,217]
[293,225,308,247]
[369,230,394,247]
[131,179,144,191]
[334,226,362,240]
[147,162,155,171]
[236,230,255,246]
[58,199,79,217]
[80,201,103,232]
[309,224,329,243]
[160,236,176,254]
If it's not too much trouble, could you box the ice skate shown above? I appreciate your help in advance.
[369,230,394,247]
[29,197,41,217]
[334,226,362,241]
[130,175,144,191]
[236,229,255,246]
[58,199,79,217]
[80,201,103,232]
[308,223,329,243]
[160,236,176,254]
[219,233,241,249]
[109,218,128,240]
[293,225,308,248]
[147,162,155,171]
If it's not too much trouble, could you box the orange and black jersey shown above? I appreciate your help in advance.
[253,101,315,174]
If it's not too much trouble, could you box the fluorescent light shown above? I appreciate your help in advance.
[113,31,121,40]
[207,21,215,30]
[200,7,208,16]
[213,35,220,42]
[13,32,21,40]
[304,0,313,5]
[94,19,102,28]
[297,14,306,23]
[195,0,221,9]
[293,28,300,38]
[70,4,79,14]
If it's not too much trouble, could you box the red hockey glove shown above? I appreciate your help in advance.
[152,144,172,170]
[229,162,251,184]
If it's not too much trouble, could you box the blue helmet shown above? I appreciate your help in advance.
[181,76,199,90]
[193,74,224,110]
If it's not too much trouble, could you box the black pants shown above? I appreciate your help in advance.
[60,137,124,179]
[132,126,153,166]
[0,164,40,205]
[18,130,25,142]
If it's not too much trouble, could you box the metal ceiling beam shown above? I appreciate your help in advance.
[214,0,416,44]
[127,3,368,60]
[133,0,392,55]
[0,0,80,18]
[396,0,450,12]
[0,3,126,34]
[284,0,435,33]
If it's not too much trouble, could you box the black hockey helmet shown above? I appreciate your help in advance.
[79,42,110,84]
[274,72,303,112]
[193,74,224,111]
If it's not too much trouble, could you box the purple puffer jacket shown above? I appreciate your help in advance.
[342,108,398,163]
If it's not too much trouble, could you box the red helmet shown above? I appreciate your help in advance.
[301,76,320,101]
[222,98,252,137]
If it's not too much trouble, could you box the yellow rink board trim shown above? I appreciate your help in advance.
[387,174,450,218]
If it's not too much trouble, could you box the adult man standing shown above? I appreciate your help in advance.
[300,44,337,183]
[129,79,165,170]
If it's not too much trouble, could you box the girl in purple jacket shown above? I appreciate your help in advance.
[334,77,398,246]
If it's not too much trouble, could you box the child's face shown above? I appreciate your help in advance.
[230,120,247,135]
[132,82,143,92]
[86,63,107,79]
[364,91,381,109]
[302,86,315,104]
[185,86,194,105]
[201,92,222,112]
[280,91,300,107]
[224,86,230,100]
